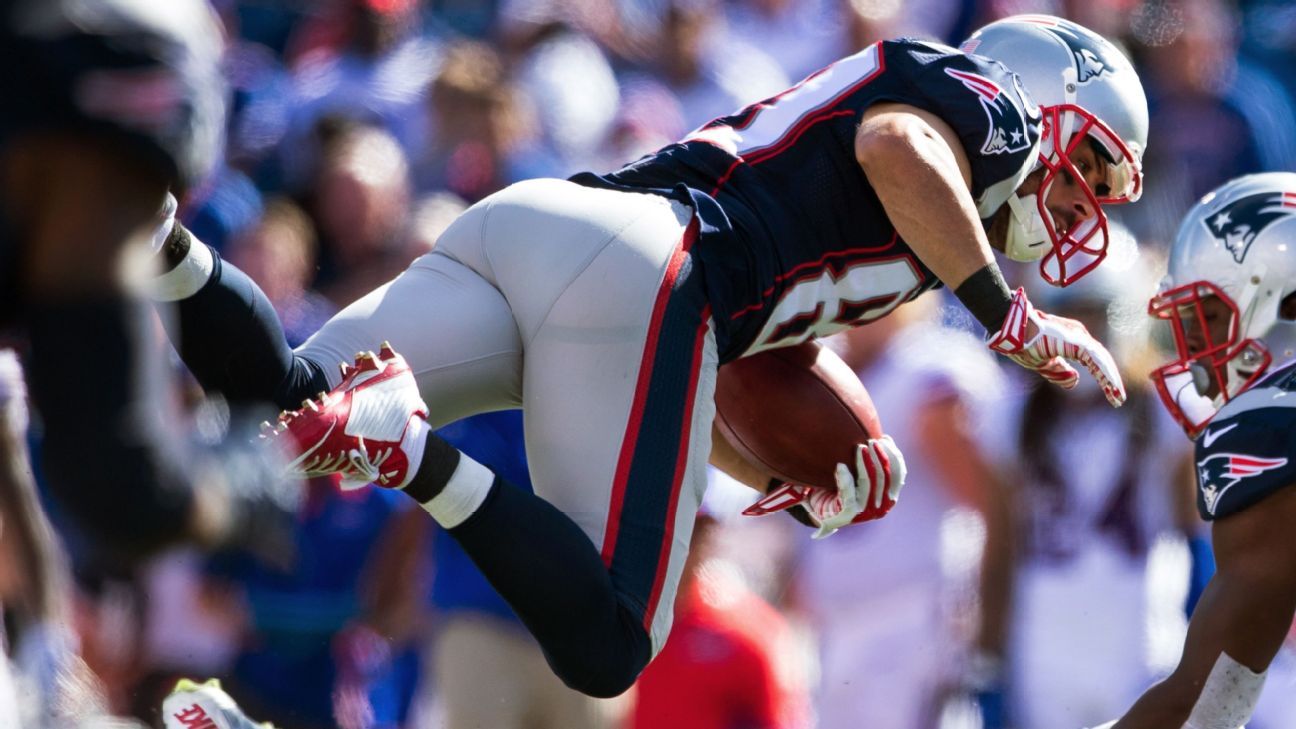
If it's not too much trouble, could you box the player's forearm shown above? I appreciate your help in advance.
[1109,677,1195,729]
[856,107,995,292]
[1114,533,1295,729]
[709,421,773,493]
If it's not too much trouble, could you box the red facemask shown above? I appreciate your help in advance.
[1147,280,1271,436]
[1034,104,1142,286]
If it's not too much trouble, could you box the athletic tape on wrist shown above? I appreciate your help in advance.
[1186,653,1266,729]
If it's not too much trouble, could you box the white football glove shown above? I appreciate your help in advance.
[987,287,1126,407]
[743,435,907,539]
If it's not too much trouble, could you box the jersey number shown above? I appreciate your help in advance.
[685,44,882,159]
[748,257,924,354]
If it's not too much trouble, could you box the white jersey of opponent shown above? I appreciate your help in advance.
[797,319,1004,729]
[985,383,1190,728]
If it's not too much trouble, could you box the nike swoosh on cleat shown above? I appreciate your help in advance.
[286,419,336,470]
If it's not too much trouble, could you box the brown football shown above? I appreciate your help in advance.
[714,340,883,490]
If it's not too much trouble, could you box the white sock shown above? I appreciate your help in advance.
[420,453,494,528]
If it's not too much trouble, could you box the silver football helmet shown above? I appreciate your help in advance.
[1148,172,1296,436]
[964,15,1148,286]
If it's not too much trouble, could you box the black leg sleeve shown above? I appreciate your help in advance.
[168,248,328,410]
[449,476,651,698]
[27,296,195,560]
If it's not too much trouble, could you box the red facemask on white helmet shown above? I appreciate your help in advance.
[963,15,1147,286]
[1148,172,1296,437]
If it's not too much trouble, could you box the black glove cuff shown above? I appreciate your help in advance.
[767,478,817,529]
[787,504,817,528]
[954,264,1013,332]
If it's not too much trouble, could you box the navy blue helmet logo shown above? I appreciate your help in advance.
[1020,16,1115,84]
[945,68,1032,156]
[1202,191,1296,263]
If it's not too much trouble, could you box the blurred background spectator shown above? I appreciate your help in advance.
[5,0,1296,727]
[798,297,1011,729]
[413,410,625,729]
[632,511,810,729]
[989,246,1199,729]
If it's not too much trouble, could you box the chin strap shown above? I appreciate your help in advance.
[1003,192,1050,262]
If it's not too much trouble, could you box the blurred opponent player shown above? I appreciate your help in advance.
[0,0,280,559]
[1093,172,1296,728]
[156,15,1145,708]
[0,6,301,727]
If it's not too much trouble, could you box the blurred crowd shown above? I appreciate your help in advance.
[5,0,1296,727]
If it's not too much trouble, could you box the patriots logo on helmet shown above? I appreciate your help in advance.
[1196,452,1289,515]
[1018,15,1115,84]
[945,68,1031,156]
[1203,191,1296,263]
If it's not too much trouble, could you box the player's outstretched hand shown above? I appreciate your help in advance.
[987,287,1126,407]
[743,435,907,539]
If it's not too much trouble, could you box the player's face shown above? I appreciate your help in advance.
[1179,295,1234,355]
[1040,138,1112,233]
[1174,293,1235,397]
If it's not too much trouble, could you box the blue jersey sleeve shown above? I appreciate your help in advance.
[1194,408,1296,520]
[882,42,1042,217]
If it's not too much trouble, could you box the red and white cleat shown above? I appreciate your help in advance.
[263,342,428,490]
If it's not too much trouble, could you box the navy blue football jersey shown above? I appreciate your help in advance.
[1192,359,1296,520]
[572,39,1041,362]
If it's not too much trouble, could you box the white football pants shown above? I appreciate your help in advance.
[297,179,718,650]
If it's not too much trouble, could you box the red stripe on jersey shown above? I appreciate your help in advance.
[601,219,700,566]
[945,68,1001,101]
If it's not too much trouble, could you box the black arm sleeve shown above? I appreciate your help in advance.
[26,297,194,559]
[169,247,328,410]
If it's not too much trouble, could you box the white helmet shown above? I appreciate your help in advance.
[1148,172,1296,436]
[963,15,1148,286]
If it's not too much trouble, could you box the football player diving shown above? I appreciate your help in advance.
[152,15,1147,714]
[1091,174,1296,728]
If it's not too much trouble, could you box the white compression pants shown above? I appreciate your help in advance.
[297,179,719,650]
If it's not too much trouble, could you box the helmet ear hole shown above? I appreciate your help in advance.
[1280,291,1296,322]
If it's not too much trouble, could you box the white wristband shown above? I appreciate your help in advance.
[149,238,214,302]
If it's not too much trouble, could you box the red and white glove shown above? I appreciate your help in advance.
[743,435,907,539]
[988,288,1126,407]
